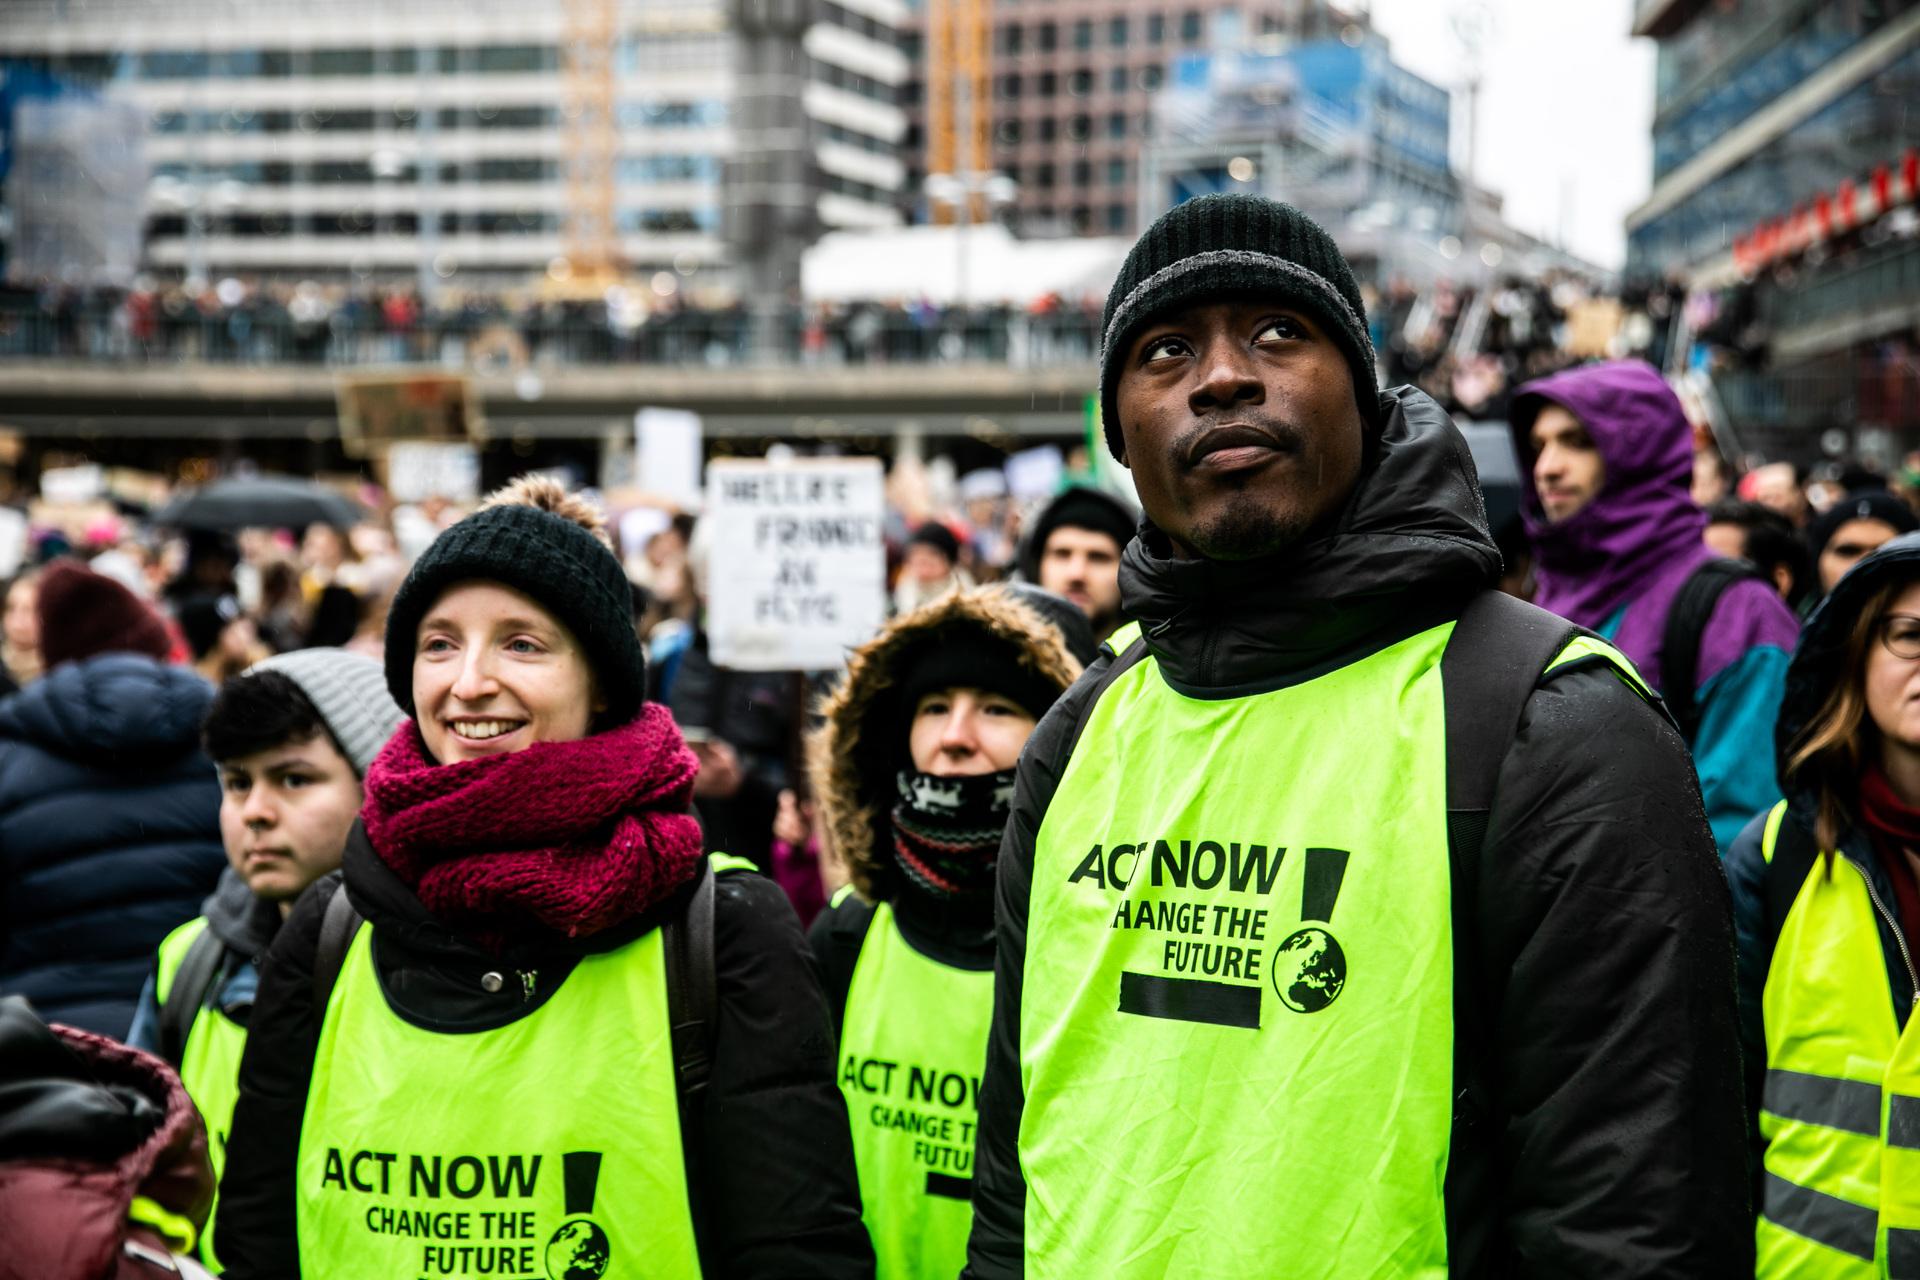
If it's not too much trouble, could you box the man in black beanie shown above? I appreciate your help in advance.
[1017,487,1135,644]
[966,194,1748,1278]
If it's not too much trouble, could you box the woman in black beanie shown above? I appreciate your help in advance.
[216,476,872,1279]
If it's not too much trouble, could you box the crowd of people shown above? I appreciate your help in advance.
[0,280,1108,370]
[4,192,1919,1278]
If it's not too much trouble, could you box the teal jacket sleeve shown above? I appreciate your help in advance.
[1693,645,1792,854]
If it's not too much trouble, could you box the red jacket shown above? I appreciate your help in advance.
[0,998,214,1279]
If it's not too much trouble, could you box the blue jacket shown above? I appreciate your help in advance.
[0,654,224,1037]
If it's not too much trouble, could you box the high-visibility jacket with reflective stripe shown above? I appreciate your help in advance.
[154,916,241,1271]
[1758,800,1920,1277]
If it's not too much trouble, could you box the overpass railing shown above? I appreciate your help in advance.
[0,299,1104,370]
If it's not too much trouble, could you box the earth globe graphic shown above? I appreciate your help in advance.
[1272,928,1346,1013]
[545,1219,611,1280]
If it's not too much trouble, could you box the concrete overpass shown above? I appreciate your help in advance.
[0,360,1100,453]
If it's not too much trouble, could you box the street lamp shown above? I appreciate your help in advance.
[923,170,1018,308]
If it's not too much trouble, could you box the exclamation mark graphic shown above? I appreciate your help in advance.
[563,1151,602,1218]
[1300,847,1350,923]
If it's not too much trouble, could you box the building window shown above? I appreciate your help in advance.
[1072,160,1091,186]
[1068,69,1093,96]
[1107,203,1128,231]
[1180,10,1203,43]
[1147,14,1165,44]
[1073,19,1093,49]
[1109,16,1130,45]
[1037,70,1057,97]
[1035,162,1056,189]
[1068,113,1090,141]
[1109,65,1129,93]
[998,118,1023,144]
[1039,116,1058,141]
[1037,22,1057,52]
[1107,111,1128,139]
[998,24,1022,55]
[1107,158,1127,185]
[1139,65,1163,90]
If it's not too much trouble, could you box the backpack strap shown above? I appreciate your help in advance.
[1761,802,1821,963]
[817,889,878,1037]
[1437,589,1583,1262]
[1661,557,1764,745]
[1066,627,1152,757]
[310,880,364,1015]
[158,927,225,1067]
[1441,591,1584,862]
[666,854,755,1268]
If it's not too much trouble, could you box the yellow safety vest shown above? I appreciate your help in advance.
[154,915,246,1271]
[1757,801,1920,1277]
[838,900,994,1280]
[295,921,702,1278]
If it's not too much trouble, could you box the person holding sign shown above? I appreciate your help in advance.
[215,477,871,1278]
[964,195,1749,1277]
[808,585,1082,1280]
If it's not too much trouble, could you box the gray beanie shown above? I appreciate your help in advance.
[247,648,406,776]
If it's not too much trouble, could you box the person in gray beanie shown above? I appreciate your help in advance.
[125,647,405,1269]
[965,194,1749,1278]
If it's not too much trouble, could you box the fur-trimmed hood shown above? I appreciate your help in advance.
[809,587,1083,902]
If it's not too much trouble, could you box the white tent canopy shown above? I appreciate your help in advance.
[801,224,1130,307]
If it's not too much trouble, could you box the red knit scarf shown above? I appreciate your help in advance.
[362,704,704,948]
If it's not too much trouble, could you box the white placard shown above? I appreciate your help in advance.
[705,458,885,671]
[386,442,480,502]
[40,464,104,504]
[0,508,27,580]
[1004,445,1066,502]
[635,407,704,509]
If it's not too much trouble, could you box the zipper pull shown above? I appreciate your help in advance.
[520,970,537,1002]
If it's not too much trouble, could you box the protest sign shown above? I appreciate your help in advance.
[705,458,885,671]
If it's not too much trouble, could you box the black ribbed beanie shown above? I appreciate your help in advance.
[1098,193,1380,460]
[383,502,646,726]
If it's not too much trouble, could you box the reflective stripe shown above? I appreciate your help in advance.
[1892,1227,1920,1278]
[1763,1068,1882,1136]
[1761,1172,1876,1261]
[1891,1094,1920,1149]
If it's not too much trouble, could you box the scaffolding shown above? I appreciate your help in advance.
[559,0,622,288]
[924,0,991,224]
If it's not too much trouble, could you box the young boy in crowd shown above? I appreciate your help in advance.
[127,647,403,1267]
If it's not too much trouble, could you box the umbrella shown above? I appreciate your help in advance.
[152,474,368,532]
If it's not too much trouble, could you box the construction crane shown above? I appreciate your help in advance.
[556,0,622,291]
[924,0,991,224]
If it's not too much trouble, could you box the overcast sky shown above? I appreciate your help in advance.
[1362,0,1654,270]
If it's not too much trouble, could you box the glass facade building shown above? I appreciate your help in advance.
[0,0,908,286]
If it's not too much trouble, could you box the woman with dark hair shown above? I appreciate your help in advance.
[1727,531,1920,1278]
[215,476,870,1278]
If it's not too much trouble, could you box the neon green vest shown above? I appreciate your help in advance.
[838,900,994,1280]
[296,922,702,1279]
[1756,801,1920,1278]
[154,915,245,1271]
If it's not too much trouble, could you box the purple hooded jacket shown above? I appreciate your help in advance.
[1511,360,1799,850]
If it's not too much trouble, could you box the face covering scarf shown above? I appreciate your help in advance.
[362,704,703,949]
[890,767,1017,903]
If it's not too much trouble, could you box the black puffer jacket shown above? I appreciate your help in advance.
[0,654,223,1038]
[966,386,1750,1277]
[215,828,872,1278]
